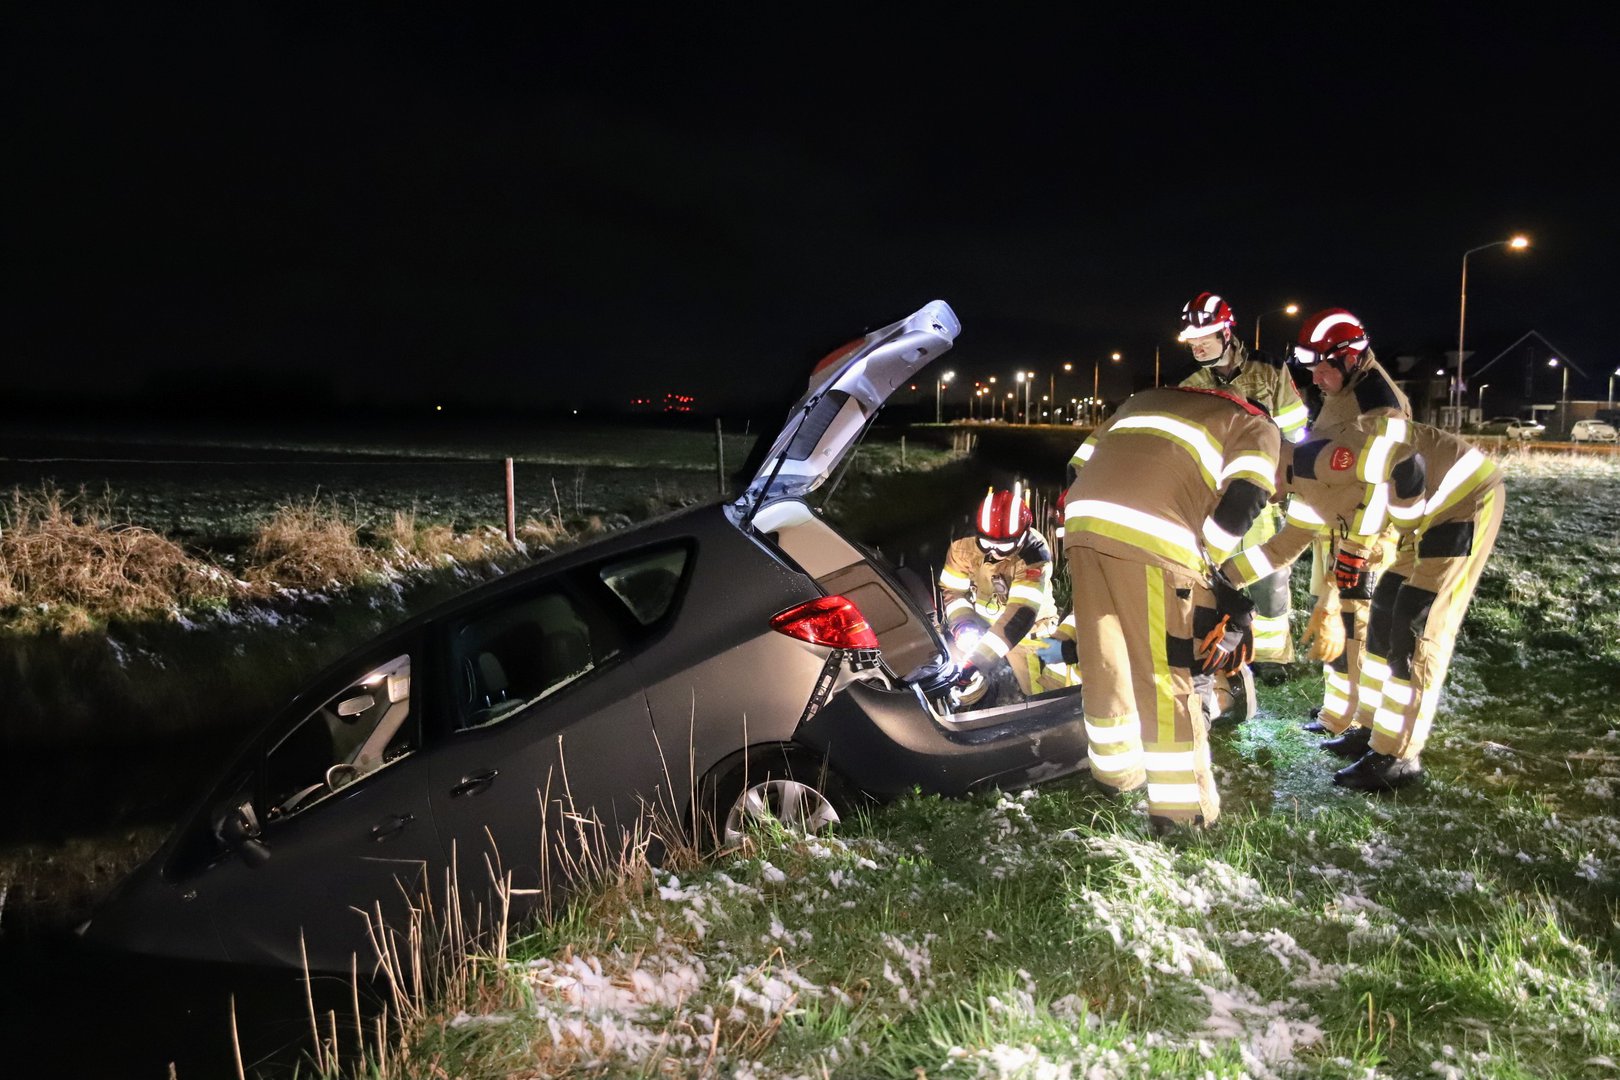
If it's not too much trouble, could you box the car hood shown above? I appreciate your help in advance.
[734,300,960,519]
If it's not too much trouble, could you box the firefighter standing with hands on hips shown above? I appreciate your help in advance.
[1063,386,1280,832]
[1288,309,1412,743]
[940,484,1072,705]
[1177,292,1311,678]
[1221,415,1502,789]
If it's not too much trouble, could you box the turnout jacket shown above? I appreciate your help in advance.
[1311,350,1411,437]
[1064,387,1282,576]
[1180,341,1311,444]
[938,531,1056,672]
[1223,418,1503,592]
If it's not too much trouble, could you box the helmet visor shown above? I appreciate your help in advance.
[1291,344,1323,366]
[1177,321,1228,342]
[976,537,1019,559]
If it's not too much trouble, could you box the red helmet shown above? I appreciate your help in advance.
[976,484,1032,546]
[1294,308,1370,369]
[1178,292,1235,342]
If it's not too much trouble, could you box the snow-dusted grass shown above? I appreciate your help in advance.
[325,452,1618,1078]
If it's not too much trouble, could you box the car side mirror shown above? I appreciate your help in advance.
[219,801,272,868]
[336,693,375,718]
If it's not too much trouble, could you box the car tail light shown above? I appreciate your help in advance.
[770,595,880,650]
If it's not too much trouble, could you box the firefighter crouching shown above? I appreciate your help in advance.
[1064,386,1281,830]
[1177,292,1311,675]
[940,485,1074,706]
[1221,417,1503,790]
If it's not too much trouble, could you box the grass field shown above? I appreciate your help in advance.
[344,450,1619,1080]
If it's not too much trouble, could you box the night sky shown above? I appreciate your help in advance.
[6,6,1613,420]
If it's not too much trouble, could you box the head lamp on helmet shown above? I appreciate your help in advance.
[1294,308,1369,371]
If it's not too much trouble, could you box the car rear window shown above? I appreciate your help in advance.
[598,545,689,626]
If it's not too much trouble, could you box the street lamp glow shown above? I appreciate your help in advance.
[1455,234,1532,429]
[1254,304,1300,350]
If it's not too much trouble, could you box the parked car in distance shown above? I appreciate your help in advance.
[81,300,1092,974]
[1571,419,1618,443]
[1504,419,1545,440]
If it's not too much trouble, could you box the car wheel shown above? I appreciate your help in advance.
[696,745,852,851]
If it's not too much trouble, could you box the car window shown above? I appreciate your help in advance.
[598,545,689,626]
[263,653,415,821]
[451,589,623,731]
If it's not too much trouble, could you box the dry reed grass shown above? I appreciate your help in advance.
[247,498,382,590]
[0,486,236,632]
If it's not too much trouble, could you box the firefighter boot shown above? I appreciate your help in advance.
[1302,706,1328,735]
[1334,751,1423,792]
[1149,814,1206,838]
[1320,725,1372,759]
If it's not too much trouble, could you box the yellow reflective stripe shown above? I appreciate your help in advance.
[1111,414,1223,490]
[1067,500,1203,571]
[1252,615,1289,647]
[1145,564,1175,747]
[1220,453,1278,491]
[1070,439,1097,470]
[1274,399,1310,439]
[1085,720,1140,746]
[938,568,971,589]
[1228,546,1275,585]
[1423,450,1494,522]
[1142,750,1196,772]
[974,600,1003,620]
[1202,518,1242,564]
[1350,483,1389,537]
[944,597,975,618]
[1008,582,1048,606]
[1286,500,1325,528]
[976,631,1011,660]
[1358,418,1409,482]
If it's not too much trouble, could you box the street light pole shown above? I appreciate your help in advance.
[1477,383,1490,417]
[1609,368,1620,411]
[1549,358,1569,436]
[1252,303,1299,351]
[1455,235,1530,431]
[934,370,954,423]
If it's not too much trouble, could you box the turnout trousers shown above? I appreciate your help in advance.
[1353,489,1504,759]
[1311,530,1400,736]
[1245,504,1295,665]
[1068,546,1219,824]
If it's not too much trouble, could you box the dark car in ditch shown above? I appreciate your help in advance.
[82,300,1089,972]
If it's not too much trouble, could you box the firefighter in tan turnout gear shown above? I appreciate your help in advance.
[939,485,1071,705]
[1178,292,1311,675]
[1222,416,1502,789]
[1064,386,1281,829]
[1290,308,1412,744]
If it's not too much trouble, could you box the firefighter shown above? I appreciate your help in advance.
[1064,386,1281,830]
[940,484,1069,703]
[1290,308,1412,740]
[1221,416,1503,789]
[1178,292,1311,677]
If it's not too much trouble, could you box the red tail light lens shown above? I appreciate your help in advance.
[770,595,880,650]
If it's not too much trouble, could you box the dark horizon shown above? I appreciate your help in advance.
[6,8,1614,420]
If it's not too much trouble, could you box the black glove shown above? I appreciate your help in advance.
[952,662,978,688]
[1333,550,1372,598]
[1211,574,1256,629]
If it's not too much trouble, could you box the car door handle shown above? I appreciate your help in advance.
[370,814,413,841]
[450,770,499,798]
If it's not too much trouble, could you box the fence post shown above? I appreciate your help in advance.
[715,419,726,496]
[505,457,517,547]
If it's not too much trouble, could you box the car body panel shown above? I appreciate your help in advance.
[84,301,1093,973]
[738,300,959,512]
[1571,420,1617,442]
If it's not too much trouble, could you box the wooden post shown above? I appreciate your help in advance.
[504,457,517,547]
[715,419,726,495]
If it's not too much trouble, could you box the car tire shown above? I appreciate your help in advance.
[694,744,855,852]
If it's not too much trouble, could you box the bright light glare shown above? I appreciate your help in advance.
[1548,358,1560,367]
[1510,235,1530,249]
[1285,304,1299,315]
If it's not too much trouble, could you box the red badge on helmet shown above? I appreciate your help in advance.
[1330,447,1356,471]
